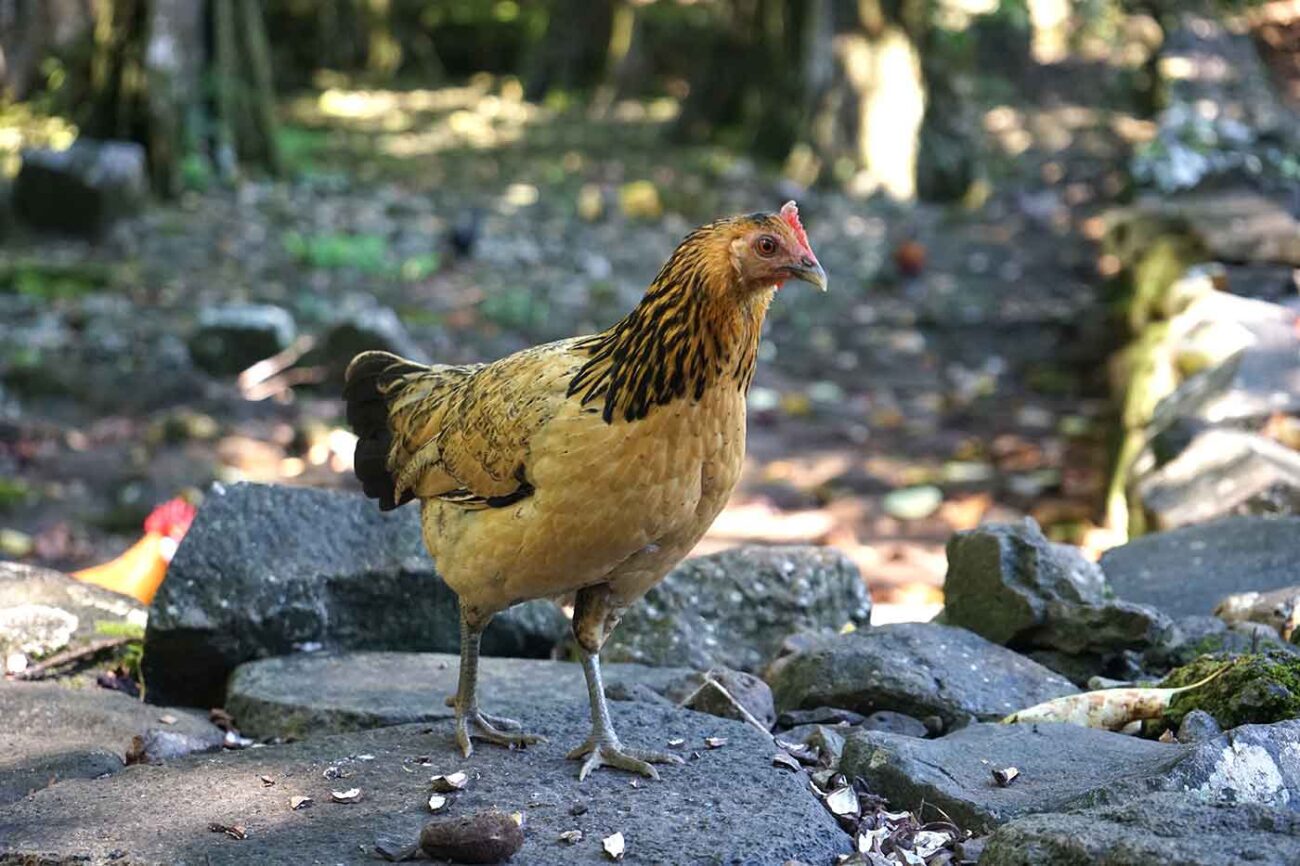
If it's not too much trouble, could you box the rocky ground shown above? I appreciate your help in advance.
[6,3,1300,865]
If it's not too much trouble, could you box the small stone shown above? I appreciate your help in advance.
[420,810,524,864]
[882,486,943,521]
[1176,709,1223,744]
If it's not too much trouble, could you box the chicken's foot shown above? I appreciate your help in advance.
[453,611,543,758]
[567,650,684,781]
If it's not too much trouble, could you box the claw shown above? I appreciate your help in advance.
[455,709,544,758]
[567,738,684,781]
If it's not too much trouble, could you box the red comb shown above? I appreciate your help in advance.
[780,201,812,255]
[144,497,197,540]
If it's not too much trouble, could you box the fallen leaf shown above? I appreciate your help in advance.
[290,796,313,811]
[332,788,363,804]
[209,708,235,731]
[603,831,626,861]
[430,771,469,793]
[428,793,448,812]
[992,767,1019,787]
[558,830,583,844]
[208,822,246,840]
[704,737,727,749]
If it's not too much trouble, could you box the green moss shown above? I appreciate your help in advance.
[1161,652,1300,729]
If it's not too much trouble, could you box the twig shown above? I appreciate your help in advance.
[237,334,317,394]
[241,366,328,402]
[8,637,132,681]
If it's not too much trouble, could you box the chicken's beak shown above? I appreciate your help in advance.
[785,257,828,292]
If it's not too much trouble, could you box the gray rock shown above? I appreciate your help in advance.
[1177,709,1223,744]
[0,705,852,865]
[1150,615,1299,672]
[777,706,866,729]
[1102,516,1300,618]
[669,668,776,729]
[188,304,296,377]
[142,483,569,708]
[0,680,220,808]
[604,545,870,672]
[1153,720,1300,808]
[767,623,1078,727]
[839,722,1187,832]
[225,651,693,740]
[941,519,1108,645]
[1024,598,1174,657]
[1138,430,1300,529]
[861,710,928,739]
[0,562,145,669]
[13,140,146,237]
[317,306,428,380]
[981,793,1300,866]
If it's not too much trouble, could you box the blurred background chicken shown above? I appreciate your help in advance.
[73,497,196,605]
[344,202,825,780]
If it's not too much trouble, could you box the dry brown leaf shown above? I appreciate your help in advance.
[208,822,246,840]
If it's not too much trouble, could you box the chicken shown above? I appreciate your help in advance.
[74,497,196,605]
[343,202,826,780]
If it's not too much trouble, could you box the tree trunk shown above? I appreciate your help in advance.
[523,0,613,102]
[84,0,280,195]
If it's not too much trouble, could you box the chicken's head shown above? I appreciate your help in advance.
[725,201,827,293]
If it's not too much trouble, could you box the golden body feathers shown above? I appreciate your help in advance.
[344,207,824,627]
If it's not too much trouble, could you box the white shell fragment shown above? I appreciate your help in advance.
[429,771,469,793]
[289,796,313,811]
[428,793,448,812]
[558,830,583,844]
[825,786,860,818]
[331,788,362,804]
[704,737,727,749]
[603,831,626,861]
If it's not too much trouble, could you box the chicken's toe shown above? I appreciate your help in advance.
[567,740,684,781]
[455,710,543,755]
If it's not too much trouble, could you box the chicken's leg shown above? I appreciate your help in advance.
[566,585,684,781]
[453,609,544,757]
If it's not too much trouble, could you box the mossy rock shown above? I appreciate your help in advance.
[1162,651,1300,729]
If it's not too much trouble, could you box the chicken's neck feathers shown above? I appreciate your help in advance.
[568,242,772,424]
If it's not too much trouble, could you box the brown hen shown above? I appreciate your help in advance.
[343,202,826,780]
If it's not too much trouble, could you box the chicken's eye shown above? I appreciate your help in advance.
[755,235,778,257]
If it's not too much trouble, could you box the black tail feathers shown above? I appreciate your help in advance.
[343,351,424,510]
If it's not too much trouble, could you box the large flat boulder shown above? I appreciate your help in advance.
[0,704,851,866]
[0,680,220,809]
[767,622,1078,728]
[839,722,1186,832]
[603,545,871,672]
[1138,430,1300,529]
[1101,516,1300,618]
[1,562,145,673]
[981,793,1300,866]
[226,651,695,739]
[142,483,569,708]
